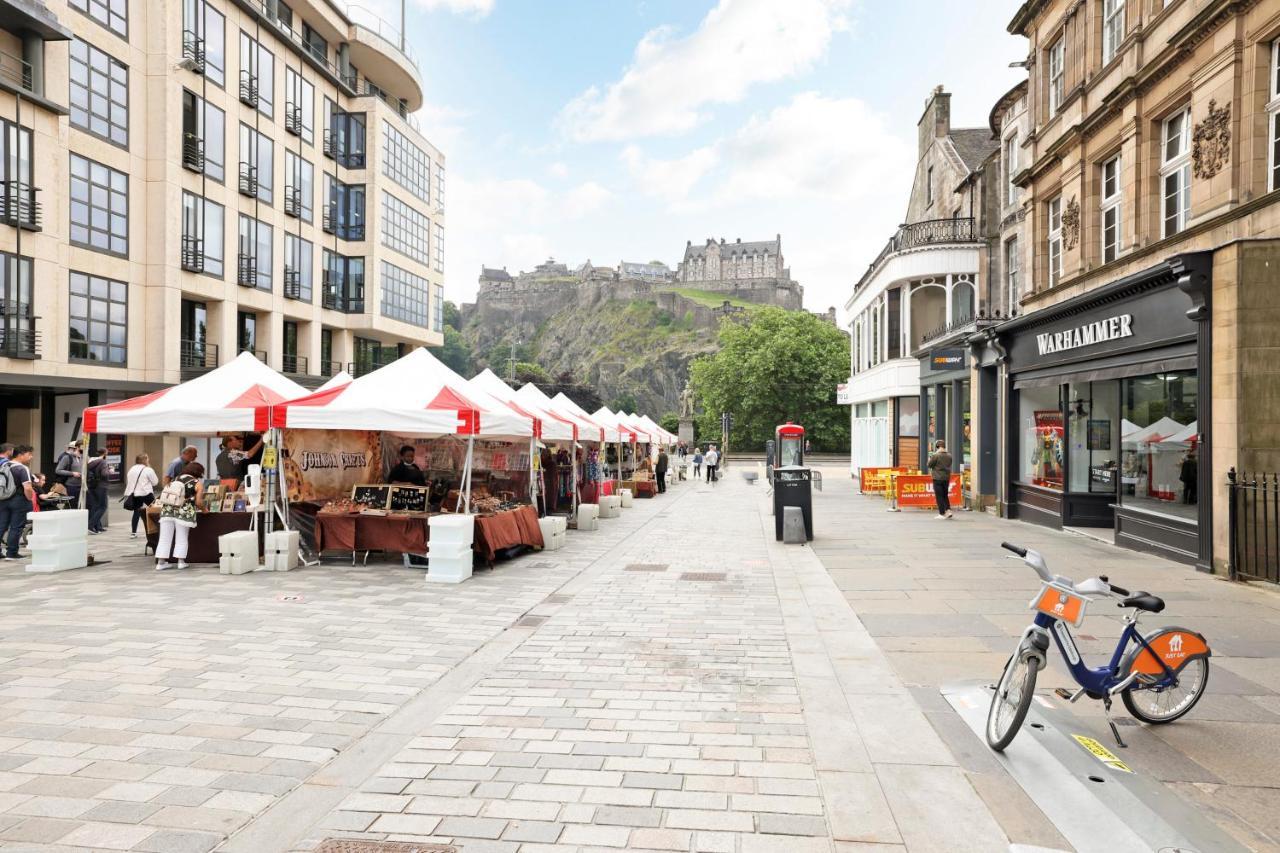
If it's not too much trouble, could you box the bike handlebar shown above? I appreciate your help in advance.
[1001,542,1028,558]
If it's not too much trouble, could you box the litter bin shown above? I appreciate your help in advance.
[772,465,813,541]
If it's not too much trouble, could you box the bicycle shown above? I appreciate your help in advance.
[986,541,1211,752]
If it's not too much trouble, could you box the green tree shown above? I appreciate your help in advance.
[689,307,850,453]
[659,412,680,435]
[609,392,639,414]
[443,300,463,329]
[436,326,472,375]
[513,361,550,386]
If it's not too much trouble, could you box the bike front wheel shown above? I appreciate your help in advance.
[986,652,1037,751]
[1122,657,1209,724]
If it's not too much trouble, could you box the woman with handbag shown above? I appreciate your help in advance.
[156,462,203,571]
[122,453,159,538]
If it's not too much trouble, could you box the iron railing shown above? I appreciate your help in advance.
[323,129,365,168]
[319,360,342,378]
[283,185,302,217]
[0,302,39,358]
[182,133,205,172]
[854,217,978,294]
[179,339,217,371]
[239,70,259,107]
[282,353,308,375]
[916,312,1003,351]
[236,254,258,287]
[1228,469,1280,584]
[348,355,397,377]
[322,272,364,313]
[0,181,41,229]
[283,268,302,299]
[181,31,206,73]
[180,235,204,272]
[238,163,259,197]
[284,102,303,135]
[0,48,34,93]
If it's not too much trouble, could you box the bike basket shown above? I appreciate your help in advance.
[1030,582,1088,627]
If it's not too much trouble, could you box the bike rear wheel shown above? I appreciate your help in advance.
[986,653,1037,751]
[1122,657,1209,724]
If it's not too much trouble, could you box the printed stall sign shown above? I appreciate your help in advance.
[894,474,962,508]
[859,466,907,493]
[281,429,384,501]
[104,434,125,482]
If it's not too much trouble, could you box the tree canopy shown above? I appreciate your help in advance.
[689,308,849,453]
[433,301,473,376]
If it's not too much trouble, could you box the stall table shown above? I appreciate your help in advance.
[144,507,262,564]
[473,505,544,563]
[314,512,430,560]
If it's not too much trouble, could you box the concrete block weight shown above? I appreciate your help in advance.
[782,506,807,544]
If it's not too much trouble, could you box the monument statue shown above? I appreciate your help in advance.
[679,383,695,418]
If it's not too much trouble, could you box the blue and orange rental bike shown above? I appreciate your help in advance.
[986,542,1211,752]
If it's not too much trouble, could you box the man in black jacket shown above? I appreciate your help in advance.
[655,449,669,494]
[927,440,954,519]
[55,443,82,504]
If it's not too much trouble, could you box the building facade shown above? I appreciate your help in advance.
[679,236,785,282]
[0,0,445,472]
[995,0,1280,572]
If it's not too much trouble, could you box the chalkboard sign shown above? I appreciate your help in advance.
[388,485,429,512]
[350,484,391,509]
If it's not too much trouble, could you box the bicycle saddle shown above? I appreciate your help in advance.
[1120,592,1165,613]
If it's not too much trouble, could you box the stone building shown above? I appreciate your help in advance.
[678,236,786,282]
[619,260,673,282]
[0,0,445,472]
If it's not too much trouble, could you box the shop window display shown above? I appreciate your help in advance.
[1066,380,1119,494]
[1120,371,1198,521]
[1019,385,1063,490]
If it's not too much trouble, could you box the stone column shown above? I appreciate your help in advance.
[1171,251,1213,573]
[21,32,44,97]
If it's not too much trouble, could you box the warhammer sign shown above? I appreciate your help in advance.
[1036,313,1133,356]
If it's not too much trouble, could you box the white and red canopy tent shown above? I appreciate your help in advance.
[316,370,353,392]
[272,348,532,438]
[84,351,308,435]
[592,407,640,443]
[515,383,606,444]
[468,369,577,443]
[550,392,621,444]
[631,413,674,446]
[613,410,654,444]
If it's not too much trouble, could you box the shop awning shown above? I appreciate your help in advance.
[1012,354,1196,389]
[83,352,308,435]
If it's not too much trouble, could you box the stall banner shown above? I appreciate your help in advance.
[104,434,125,482]
[895,474,962,508]
[859,466,907,493]
[281,429,383,501]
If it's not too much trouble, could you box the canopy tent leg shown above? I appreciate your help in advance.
[571,439,578,517]
[529,435,537,512]
[457,434,475,514]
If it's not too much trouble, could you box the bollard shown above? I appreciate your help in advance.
[782,507,807,544]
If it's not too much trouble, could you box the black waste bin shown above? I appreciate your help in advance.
[772,465,813,541]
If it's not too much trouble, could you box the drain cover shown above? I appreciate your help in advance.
[516,615,548,627]
[316,841,456,853]
[625,563,667,572]
[680,572,726,581]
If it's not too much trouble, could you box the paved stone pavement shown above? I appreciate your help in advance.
[809,465,1280,852]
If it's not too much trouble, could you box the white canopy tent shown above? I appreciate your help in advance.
[1122,416,1186,446]
[316,370,353,392]
[552,392,622,444]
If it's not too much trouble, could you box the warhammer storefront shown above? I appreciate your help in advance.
[996,253,1211,569]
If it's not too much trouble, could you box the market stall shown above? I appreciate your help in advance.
[593,407,648,494]
[546,391,620,504]
[81,352,308,562]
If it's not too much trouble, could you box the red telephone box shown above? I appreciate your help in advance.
[776,422,805,468]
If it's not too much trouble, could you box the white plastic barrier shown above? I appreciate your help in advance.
[263,530,300,572]
[218,530,258,575]
[619,489,634,508]
[427,514,474,584]
[576,503,600,531]
[599,496,621,519]
[28,509,89,573]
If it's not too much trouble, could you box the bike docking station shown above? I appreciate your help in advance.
[938,541,1242,853]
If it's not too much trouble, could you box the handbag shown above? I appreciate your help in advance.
[120,467,141,510]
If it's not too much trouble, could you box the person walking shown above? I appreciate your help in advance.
[1180,448,1198,505]
[54,442,82,505]
[655,448,669,494]
[705,445,720,484]
[927,439,954,519]
[85,448,110,533]
[0,445,36,560]
[122,453,159,538]
[156,462,204,571]
[692,448,703,480]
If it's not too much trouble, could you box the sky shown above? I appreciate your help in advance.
[360,0,1028,319]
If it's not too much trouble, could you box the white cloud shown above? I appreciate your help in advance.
[412,0,494,17]
[559,0,852,142]
[565,181,613,215]
[548,162,569,178]
[620,145,719,201]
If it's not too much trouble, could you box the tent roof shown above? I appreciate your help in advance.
[273,348,533,438]
[317,370,353,391]
[467,369,575,442]
[508,380,607,443]
[84,352,308,435]
[1164,420,1199,444]
[547,391,619,443]
[1124,416,1186,445]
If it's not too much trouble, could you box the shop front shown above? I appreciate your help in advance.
[997,253,1211,568]
[918,348,972,493]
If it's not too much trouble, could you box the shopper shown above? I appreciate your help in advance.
[0,445,35,560]
[122,453,159,538]
[655,448,669,494]
[156,462,204,571]
[927,439,954,519]
[164,446,199,486]
[692,448,703,479]
[85,448,110,533]
[54,442,82,505]
[705,445,719,483]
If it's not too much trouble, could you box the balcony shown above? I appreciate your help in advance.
[180,235,204,273]
[322,272,364,314]
[323,129,365,169]
[238,163,258,198]
[0,48,32,94]
[284,102,302,136]
[179,339,217,376]
[321,203,336,234]
[0,182,41,230]
[282,353,307,375]
[181,31,206,74]
[182,133,205,173]
[283,268,302,299]
[283,185,302,217]
[322,203,364,240]
[855,217,978,294]
[236,254,258,288]
[0,303,39,359]
[348,355,398,378]
[916,312,1000,353]
[239,348,266,362]
[238,70,259,108]
[318,360,342,378]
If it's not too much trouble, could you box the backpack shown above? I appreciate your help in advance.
[86,460,103,490]
[159,477,189,508]
[0,461,15,501]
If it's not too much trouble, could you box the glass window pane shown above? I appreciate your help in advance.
[1019,385,1063,490]
[1120,371,1198,521]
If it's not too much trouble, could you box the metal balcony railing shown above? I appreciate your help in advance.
[180,235,204,273]
[854,217,978,294]
[319,360,342,378]
[284,102,302,136]
[182,133,205,172]
[236,254,258,287]
[0,48,34,94]
[282,353,308,374]
[181,31,206,73]
[348,355,397,378]
[321,202,336,233]
[239,348,266,362]
[238,163,259,197]
[179,339,217,372]
[322,129,365,168]
[0,182,41,230]
[239,71,259,107]
[0,326,40,360]
[283,268,302,299]
[284,186,303,217]
[322,272,364,313]
[916,312,1002,352]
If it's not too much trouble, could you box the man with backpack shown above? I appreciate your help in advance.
[85,448,110,534]
[54,442,82,504]
[0,445,36,559]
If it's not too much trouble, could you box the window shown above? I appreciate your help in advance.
[1101,154,1121,263]
[283,319,299,372]
[302,24,327,64]
[1269,41,1280,191]
[238,123,274,203]
[0,118,34,228]
[323,251,365,313]
[380,192,429,264]
[1019,385,1063,490]
[237,215,272,291]
[433,287,444,333]
[1066,380,1120,494]
[284,66,314,143]
[68,272,127,365]
[381,261,430,327]
[70,154,128,257]
[320,328,333,375]
[182,89,224,181]
[324,174,365,239]
[1102,0,1125,65]
[284,151,313,222]
[325,100,366,167]
[1161,109,1191,237]
[181,299,207,366]
[0,251,35,357]
[434,222,444,272]
[1048,38,1065,117]
[284,233,313,301]
[70,0,127,38]
[182,0,225,86]
[1005,238,1020,313]
[1005,134,1018,206]
[276,1,293,33]
[239,32,274,118]
[1120,370,1198,521]
[435,161,445,207]
[69,38,128,147]
[181,191,223,276]
[237,311,257,355]
[926,166,933,206]
[1047,197,1062,287]
[382,121,431,203]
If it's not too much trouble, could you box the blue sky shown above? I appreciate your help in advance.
[365,0,1027,316]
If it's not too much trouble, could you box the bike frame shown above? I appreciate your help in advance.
[1035,612,1179,695]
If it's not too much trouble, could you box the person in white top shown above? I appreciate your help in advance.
[122,453,159,539]
[704,445,720,483]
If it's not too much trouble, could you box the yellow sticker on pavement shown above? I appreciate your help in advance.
[1072,734,1134,773]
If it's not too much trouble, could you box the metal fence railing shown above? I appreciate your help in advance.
[1228,468,1280,584]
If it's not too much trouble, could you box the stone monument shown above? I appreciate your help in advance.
[678,382,696,445]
